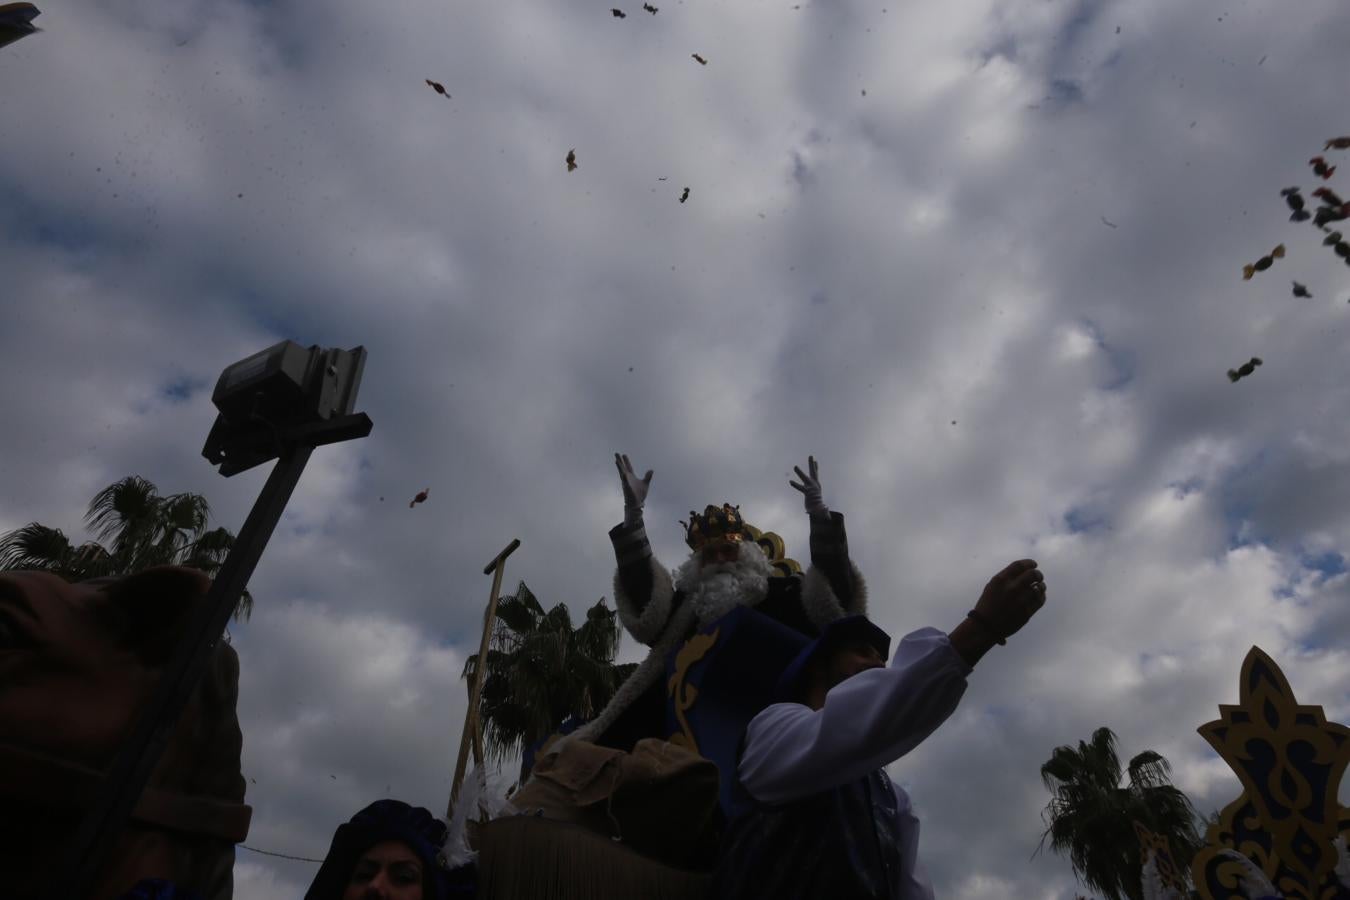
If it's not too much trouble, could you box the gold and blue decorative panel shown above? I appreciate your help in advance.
[1192,646,1350,899]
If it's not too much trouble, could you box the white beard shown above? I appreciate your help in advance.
[673,540,773,626]
[559,541,775,750]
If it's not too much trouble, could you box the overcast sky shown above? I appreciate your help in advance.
[4,0,1350,896]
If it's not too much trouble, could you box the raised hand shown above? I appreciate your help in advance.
[968,559,1046,642]
[788,455,829,517]
[615,453,653,525]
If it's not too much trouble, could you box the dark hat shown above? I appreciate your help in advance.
[304,799,455,900]
[116,879,204,900]
[773,615,891,703]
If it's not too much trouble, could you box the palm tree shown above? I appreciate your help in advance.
[0,475,252,621]
[462,581,636,780]
[1035,726,1204,900]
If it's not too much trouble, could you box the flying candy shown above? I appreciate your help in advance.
[1291,281,1312,298]
[611,8,626,17]
[410,488,430,508]
[1227,357,1262,383]
[1309,156,1337,180]
[1314,203,1350,229]
[0,2,40,50]
[566,149,577,172]
[425,79,450,98]
[1320,230,1350,264]
[1242,244,1284,280]
[1312,187,1345,208]
[643,3,658,12]
[692,53,708,65]
[1281,187,1310,222]
[1325,137,1350,151]
[679,187,690,203]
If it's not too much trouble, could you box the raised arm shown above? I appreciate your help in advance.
[790,456,866,621]
[609,453,674,645]
[741,559,1049,804]
[739,628,970,805]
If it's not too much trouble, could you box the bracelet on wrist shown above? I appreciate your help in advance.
[965,609,1007,646]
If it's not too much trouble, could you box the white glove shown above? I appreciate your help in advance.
[788,455,830,518]
[615,453,653,526]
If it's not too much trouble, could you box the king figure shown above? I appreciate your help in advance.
[564,454,868,751]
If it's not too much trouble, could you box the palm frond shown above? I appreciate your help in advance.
[464,583,628,770]
[1036,728,1199,900]
[1125,750,1171,792]
[540,602,573,635]
[576,598,621,661]
[513,582,545,617]
[85,475,161,553]
[492,594,543,640]
[0,523,79,572]
[158,492,211,539]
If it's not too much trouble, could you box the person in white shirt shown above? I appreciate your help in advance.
[710,558,1048,900]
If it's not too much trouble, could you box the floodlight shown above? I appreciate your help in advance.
[202,340,371,476]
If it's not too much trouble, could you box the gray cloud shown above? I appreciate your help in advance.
[3,0,1350,896]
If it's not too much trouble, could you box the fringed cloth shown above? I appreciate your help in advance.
[475,817,712,900]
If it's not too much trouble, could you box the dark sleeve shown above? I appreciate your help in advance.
[610,520,654,612]
[808,511,857,609]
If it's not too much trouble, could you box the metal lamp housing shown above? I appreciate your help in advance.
[202,340,368,476]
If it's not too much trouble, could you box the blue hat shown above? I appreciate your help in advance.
[304,799,463,900]
[772,615,891,703]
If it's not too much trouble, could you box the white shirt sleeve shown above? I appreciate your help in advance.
[737,627,972,806]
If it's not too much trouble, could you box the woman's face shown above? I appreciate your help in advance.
[343,840,424,900]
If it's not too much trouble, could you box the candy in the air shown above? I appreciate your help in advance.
[410,488,430,508]
[679,187,690,203]
[566,149,577,172]
[1324,137,1350,151]
[1313,187,1345,208]
[1227,357,1262,383]
[425,79,450,98]
[611,8,626,17]
[0,2,40,50]
[1242,244,1284,280]
[1314,203,1350,229]
[1281,187,1311,222]
[1310,156,1337,180]
[1291,281,1312,298]
[692,53,708,65]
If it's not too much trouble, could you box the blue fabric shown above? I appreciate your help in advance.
[116,879,204,900]
[663,605,813,819]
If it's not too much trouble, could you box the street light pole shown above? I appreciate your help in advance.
[55,342,372,900]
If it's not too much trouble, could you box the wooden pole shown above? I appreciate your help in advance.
[471,707,486,767]
[447,538,520,819]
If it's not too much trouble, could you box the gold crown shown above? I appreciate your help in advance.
[681,503,754,551]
